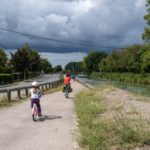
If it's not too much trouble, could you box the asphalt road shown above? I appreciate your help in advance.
[0,74,60,90]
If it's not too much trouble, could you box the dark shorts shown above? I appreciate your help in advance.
[31,98,41,114]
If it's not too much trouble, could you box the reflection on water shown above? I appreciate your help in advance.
[77,75,150,97]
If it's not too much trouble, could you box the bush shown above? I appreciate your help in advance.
[0,74,13,85]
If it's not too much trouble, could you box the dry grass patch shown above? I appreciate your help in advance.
[75,85,150,150]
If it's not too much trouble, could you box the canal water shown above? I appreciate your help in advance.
[77,75,150,98]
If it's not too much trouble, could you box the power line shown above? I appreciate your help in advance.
[0,27,124,49]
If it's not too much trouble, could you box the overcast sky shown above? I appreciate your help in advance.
[0,0,147,66]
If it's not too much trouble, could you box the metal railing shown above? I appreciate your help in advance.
[0,80,62,102]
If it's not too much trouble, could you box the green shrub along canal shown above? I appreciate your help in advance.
[77,75,150,97]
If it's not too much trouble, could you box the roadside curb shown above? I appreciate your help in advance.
[0,83,19,88]
[75,79,94,89]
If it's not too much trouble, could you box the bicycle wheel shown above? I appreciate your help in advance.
[65,89,69,98]
[32,104,38,122]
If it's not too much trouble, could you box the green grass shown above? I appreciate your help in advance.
[75,87,150,149]
[0,97,27,108]
[43,84,63,94]
[90,72,150,85]
[75,89,108,150]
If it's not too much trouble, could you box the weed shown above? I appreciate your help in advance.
[75,86,150,149]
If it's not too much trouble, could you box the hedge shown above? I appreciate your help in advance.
[0,74,13,85]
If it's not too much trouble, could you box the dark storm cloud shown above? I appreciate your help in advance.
[0,0,146,52]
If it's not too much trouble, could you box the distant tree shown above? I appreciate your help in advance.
[65,61,83,74]
[141,0,150,72]
[0,48,8,73]
[3,60,14,73]
[140,44,150,72]
[40,58,52,73]
[10,44,41,73]
[117,45,142,73]
[53,65,63,73]
[100,45,142,73]
[28,50,41,71]
[83,51,107,75]
[100,50,120,72]
[142,0,150,42]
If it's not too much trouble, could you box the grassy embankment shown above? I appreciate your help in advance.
[90,72,150,85]
[0,84,63,108]
[75,85,150,149]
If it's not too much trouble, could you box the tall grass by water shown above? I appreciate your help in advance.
[90,72,150,85]
[75,86,150,149]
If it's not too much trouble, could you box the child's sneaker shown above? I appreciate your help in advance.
[38,114,42,117]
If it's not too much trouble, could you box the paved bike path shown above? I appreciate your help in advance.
[0,81,86,150]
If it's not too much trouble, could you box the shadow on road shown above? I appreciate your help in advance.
[67,97,74,100]
[38,115,62,122]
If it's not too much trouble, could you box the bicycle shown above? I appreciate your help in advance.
[30,81,42,122]
[32,103,39,122]
[64,85,69,98]
[64,84,72,98]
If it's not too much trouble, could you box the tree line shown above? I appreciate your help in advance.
[64,44,150,75]
[0,44,63,75]
[65,0,150,75]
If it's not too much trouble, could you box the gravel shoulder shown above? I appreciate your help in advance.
[102,87,150,119]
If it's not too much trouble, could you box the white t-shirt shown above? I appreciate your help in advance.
[30,88,41,99]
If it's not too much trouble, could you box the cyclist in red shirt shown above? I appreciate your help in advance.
[64,74,71,85]
[63,74,72,93]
